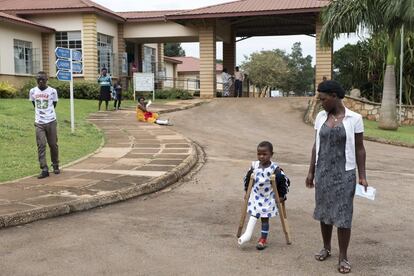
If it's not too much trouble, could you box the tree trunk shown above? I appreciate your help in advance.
[379,64,399,130]
[379,39,399,130]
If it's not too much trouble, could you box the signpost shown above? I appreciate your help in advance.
[56,70,72,81]
[133,72,155,101]
[55,47,83,133]
[72,62,83,73]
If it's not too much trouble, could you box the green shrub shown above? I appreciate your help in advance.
[73,81,100,99]
[155,88,193,100]
[18,79,36,98]
[123,85,135,100]
[0,82,17,98]
[19,78,99,99]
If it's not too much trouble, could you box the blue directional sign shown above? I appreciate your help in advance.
[72,50,82,61]
[56,70,72,81]
[55,59,71,70]
[72,62,83,73]
[55,47,71,59]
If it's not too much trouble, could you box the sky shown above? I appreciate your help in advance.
[92,0,364,65]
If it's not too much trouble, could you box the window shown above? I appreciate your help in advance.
[55,31,82,74]
[14,39,33,74]
[97,33,114,74]
[143,46,156,73]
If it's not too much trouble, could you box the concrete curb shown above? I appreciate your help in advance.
[364,136,414,148]
[0,142,202,229]
[158,100,209,114]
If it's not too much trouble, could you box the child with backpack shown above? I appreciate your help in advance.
[238,141,290,250]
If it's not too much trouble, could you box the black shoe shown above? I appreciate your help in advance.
[53,166,60,175]
[37,170,49,179]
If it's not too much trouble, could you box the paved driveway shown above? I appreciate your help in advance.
[0,98,413,275]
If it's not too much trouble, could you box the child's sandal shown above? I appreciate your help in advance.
[256,238,267,250]
[315,248,331,261]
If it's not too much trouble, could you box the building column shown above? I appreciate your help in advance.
[315,19,332,87]
[305,19,333,124]
[41,33,51,76]
[157,43,164,89]
[136,44,143,72]
[117,23,126,79]
[223,31,235,75]
[82,14,98,80]
[117,23,129,90]
[199,23,216,98]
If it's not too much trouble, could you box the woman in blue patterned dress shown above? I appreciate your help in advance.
[238,141,289,250]
[306,80,368,274]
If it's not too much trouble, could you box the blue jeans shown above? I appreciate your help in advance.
[234,80,243,97]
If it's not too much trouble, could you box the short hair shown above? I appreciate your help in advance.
[36,71,48,80]
[257,141,273,152]
[137,96,145,102]
[101,67,107,71]
[223,68,227,73]
[317,80,345,99]
[235,66,239,71]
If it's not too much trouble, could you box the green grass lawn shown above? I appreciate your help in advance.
[364,119,414,146]
[0,99,103,183]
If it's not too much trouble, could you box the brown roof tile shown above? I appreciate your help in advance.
[173,57,222,73]
[0,11,54,32]
[0,0,124,21]
[164,56,183,64]
[119,10,185,22]
[168,0,329,19]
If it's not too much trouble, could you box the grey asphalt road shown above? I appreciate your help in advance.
[1,98,413,276]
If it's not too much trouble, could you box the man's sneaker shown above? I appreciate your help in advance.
[37,170,49,179]
[53,166,60,175]
[256,238,267,250]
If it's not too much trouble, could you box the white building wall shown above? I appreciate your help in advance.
[96,16,119,54]
[124,22,198,41]
[27,14,83,30]
[164,62,175,88]
[27,14,84,77]
[0,23,42,75]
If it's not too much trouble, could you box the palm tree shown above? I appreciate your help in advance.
[320,0,414,130]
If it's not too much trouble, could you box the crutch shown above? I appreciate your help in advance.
[270,174,292,244]
[237,174,254,238]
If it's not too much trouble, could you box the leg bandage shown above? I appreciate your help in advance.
[155,119,169,125]
[261,221,269,239]
[238,216,258,245]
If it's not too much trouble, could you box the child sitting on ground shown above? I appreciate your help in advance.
[136,97,171,125]
[238,141,290,250]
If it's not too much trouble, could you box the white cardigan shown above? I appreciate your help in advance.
[314,108,364,171]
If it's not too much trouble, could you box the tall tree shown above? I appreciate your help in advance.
[333,34,387,101]
[287,42,314,95]
[164,43,185,57]
[320,0,414,130]
[241,50,290,97]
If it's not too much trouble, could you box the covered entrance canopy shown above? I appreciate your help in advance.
[123,0,332,98]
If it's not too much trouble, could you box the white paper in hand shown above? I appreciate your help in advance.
[147,100,152,108]
[355,184,376,200]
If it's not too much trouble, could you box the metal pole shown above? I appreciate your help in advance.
[70,49,75,133]
[399,25,404,124]
[133,73,136,102]
[153,73,155,102]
